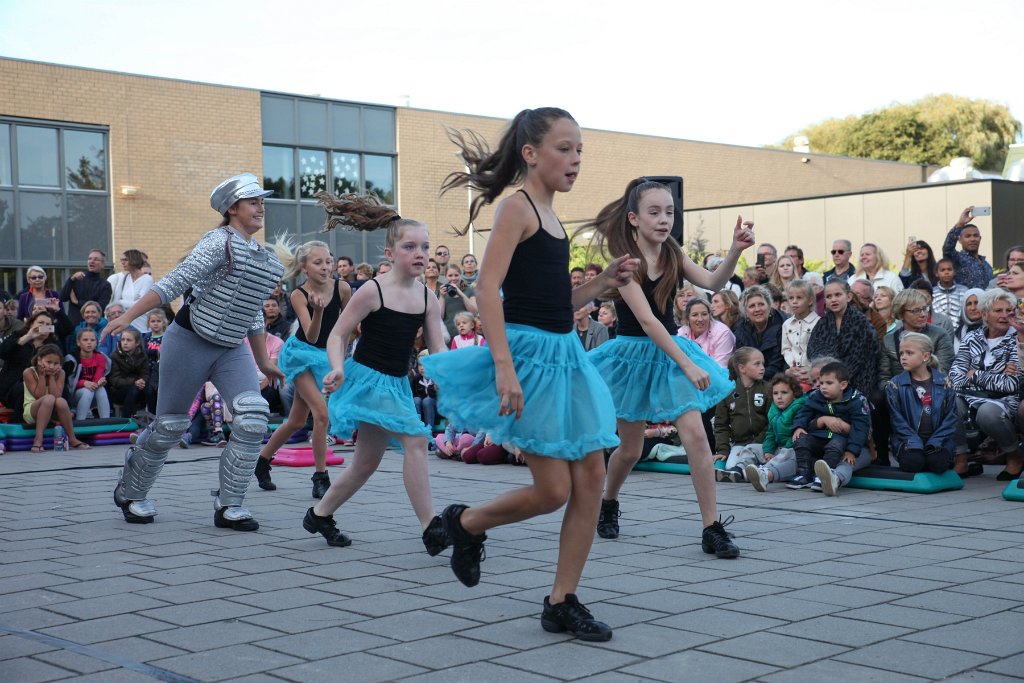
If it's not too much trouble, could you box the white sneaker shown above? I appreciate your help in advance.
[809,477,822,492]
[746,464,769,492]
[814,459,840,497]
[325,434,337,447]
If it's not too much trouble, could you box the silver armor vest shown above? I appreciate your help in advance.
[189,230,284,346]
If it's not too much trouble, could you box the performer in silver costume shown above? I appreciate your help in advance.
[101,173,286,530]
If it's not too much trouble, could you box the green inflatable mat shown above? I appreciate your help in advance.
[633,459,727,476]
[846,466,963,493]
[0,418,139,438]
[1001,478,1024,501]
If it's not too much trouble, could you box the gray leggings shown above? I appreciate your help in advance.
[957,397,1019,455]
[157,323,261,415]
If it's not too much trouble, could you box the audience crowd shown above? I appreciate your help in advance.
[2,208,1022,488]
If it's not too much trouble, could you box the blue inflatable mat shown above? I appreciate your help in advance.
[846,466,963,493]
[633,460,726,476]
[1001,478,1024,501]
[0,418,138,438]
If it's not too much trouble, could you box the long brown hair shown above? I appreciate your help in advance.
[583,178,686,314]
[315,192,424,250]
[440,107,576,234]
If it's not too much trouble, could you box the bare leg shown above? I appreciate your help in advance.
[550,451,605,603]
[396,433,435,528]
[674,409,718,528]
[313,422,389,517]
[459,452,572,536]
[603,419,647,500]
[259,387,310,461]
[293,373,330,473]
[30,395,56,448]
[54,398,82,446]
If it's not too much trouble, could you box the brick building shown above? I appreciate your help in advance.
[1,57,940,293]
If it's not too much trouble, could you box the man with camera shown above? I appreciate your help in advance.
[943,206,993,290]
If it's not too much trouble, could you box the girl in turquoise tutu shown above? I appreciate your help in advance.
[421,108,638,642]
[303,193,449,555]
[256,240,351,498]
[586,178,755,558]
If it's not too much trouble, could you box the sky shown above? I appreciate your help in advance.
[2,0,1022,149]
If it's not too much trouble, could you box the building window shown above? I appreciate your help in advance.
[260,94,396,264]
[0,118,111,296]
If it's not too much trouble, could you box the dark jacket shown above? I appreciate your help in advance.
[107,347,149,390]
[877,324,954,389]
[713,378,771,454]
[0,332,61,404]
[792,385,871,456]
[408,372,438,399]
[762,394,807,455]
[806,306,878,397]
[60,271,112,326]
[576,321,609,352]
[885,368,957,456]
[942,226,993,290]
[732,309,787,379]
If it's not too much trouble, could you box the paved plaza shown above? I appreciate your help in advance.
[1,444,1023,682]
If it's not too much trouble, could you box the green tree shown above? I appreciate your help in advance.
[779,95,1021,170]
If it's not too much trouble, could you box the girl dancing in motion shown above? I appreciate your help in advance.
[256,239,351,497]
[422,108,637,641]
[301,193,449,553]
[103,173,285,530]
[587,178,754,557]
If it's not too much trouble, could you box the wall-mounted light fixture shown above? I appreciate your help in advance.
[120,185,139,196]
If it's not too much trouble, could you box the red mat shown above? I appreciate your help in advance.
[271,447,345,467]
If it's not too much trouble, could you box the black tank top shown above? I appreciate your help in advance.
[615,275,676,337]
[295,282,343,348]
[353,279,427,377]
[501,190,573,334]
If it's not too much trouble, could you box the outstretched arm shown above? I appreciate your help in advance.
[680,215,754,291]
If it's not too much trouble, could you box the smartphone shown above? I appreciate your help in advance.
[42,324,55,334]
[756,253,766,268]
[907,235,917,244]
[973,206,992,217]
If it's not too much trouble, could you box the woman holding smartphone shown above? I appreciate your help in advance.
[17,266,60,321]
[0,310,63,412]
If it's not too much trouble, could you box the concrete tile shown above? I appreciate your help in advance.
[139,598,266,626]
[494,642,641,680]
[702,631,848,667]
[981,651,1024,677]
[426,594,540,622]
[37,614,173,644]
[891,590,1019,617]
[941,672,1024,683]
[0,633,59,660]
[900,611,1024,656]
[769,615,911,647]
[372,634,517,669]
[150,644,302,681]
[761,659,928,682]
[33,648,120,675]
[346,609,480,641]
[397,661,554,683]
[841,603,969,629]
[272,651,426,683]
[649,607,786,638]
[0,656,80,683]
[44,593,170,620]
[622,649,778,683]
[834,640,994,679]
[256,628,398,659]
[144,620,281,652]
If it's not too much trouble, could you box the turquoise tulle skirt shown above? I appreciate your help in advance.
[588,335,734,422]
[278,336,332,388]
[328,358,431,439]
[421,323,620,460]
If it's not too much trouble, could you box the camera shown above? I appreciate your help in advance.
[445,284,458,297]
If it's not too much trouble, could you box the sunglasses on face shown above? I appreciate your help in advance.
[831,250,846,255]
[435,251,449,256]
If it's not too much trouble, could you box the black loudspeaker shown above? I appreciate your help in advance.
[646,176,684,244]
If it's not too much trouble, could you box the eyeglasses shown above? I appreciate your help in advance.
[905,306,931,315]
[27,275,45,280]
[831,250,847,255]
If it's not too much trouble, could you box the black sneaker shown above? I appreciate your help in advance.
[254,457,276,491]
[302,507,352,547]
[311,471,330,499]
[422,515,449,556]
[441,504,486,587]
[728,466,745,482]
[701,515,740,559]
[786,473,813,490]
[541,594,612,642]
[597,499,620,539]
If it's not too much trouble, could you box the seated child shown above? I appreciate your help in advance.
[745,373,807,491]
[199,382,228,447]
[714,347,769,482]
[790,361,871,496]
[450,311,485,349]
[106,329,149,418]
[461,433,508,465]
[409,353,438,431]
[435,421,477,461]
[66,328,111,419]
[884,332,956,474]
[22,344,89,452]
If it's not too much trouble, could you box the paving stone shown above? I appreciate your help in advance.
[150,643,302,681]
[494,641,642,679]
[649,607,786,638]
[397,661,554,683]
[704,631,848,667]
[272,651,427,682]
[981,651,1024,677]
[0,633,59,659]
[144,620,281,652]
[760,659,928,682]
[256,627,397,659]
[89,636,190,662]
[941,672,1024,683]
[833,639,994,679]
[768,614,911,647]
[426,594,541,622]
[139,598,266,626]
[370,634,517,669]
[621,649,778,683]
[44,593,170,620]
[48,668,157,683]
[33,648,120,675]
[37,614,173,644]
[345,609,479,641]
[891,590,1020,617]
[900,611,1024,656]
[0,656,82,683]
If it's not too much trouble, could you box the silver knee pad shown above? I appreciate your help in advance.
[215,391,269,508]
[118,413,191,501]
